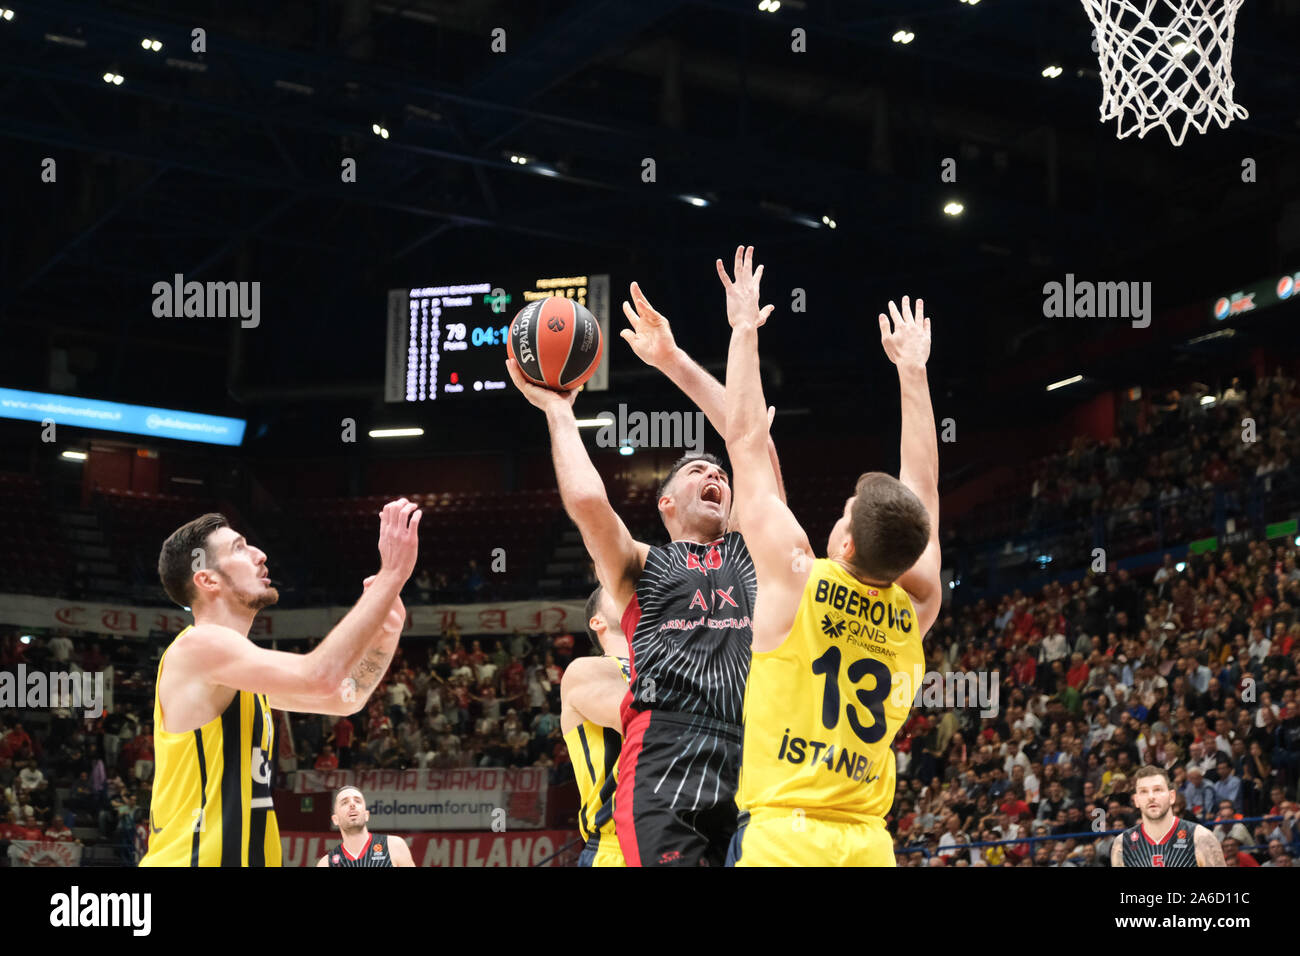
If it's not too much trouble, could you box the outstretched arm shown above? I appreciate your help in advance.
[724,247,813,649]
[880,297,942,638]
[621,262,787,518]
[506,360,647,614]
[270,577,405,715]
[184,500,420,717]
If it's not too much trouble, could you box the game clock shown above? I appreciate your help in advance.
[384,275,610,402]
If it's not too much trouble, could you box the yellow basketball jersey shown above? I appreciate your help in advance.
[562,656,630,851]
[738,558,923,823]
[140,626,282,867]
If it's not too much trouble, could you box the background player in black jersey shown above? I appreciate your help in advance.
[1111,766,1225,867]
[505,247,784,866]
[317,786,415,867]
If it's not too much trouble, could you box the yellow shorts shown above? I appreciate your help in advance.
[726,810,895,867]
[579,834,627,868]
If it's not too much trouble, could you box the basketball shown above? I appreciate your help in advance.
[507,296,603,391]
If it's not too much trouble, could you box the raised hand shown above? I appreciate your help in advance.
[715,244,775,329]
[377,498,422,581]
[504,357,579,413]
[878,296,932,371]
[619,281,678,368]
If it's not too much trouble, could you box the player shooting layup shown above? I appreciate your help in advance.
[722,280,942,866]
[141,499,419,866]
[506,249,785,865]
[1112,766,1225,867]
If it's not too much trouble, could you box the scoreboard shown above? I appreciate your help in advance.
[384,274,610,402]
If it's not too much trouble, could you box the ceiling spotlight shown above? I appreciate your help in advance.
[821,214,837,229]
[959,0,981,5]
[102,72,125,85]
[372,123,390,139]
[1042,65,1063,79]
[682,194,709,207]
[368,428,424,439]
[943,201,964,216]
[619,445,635,456]
[1169,37,1192,58]
[141,37,163,52]
[758,0,781,11]
[61,450,88,461]
[892,30,915,44]
[1,9,14,21]
[1046,374,1083,392]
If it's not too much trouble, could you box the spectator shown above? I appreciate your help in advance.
[314,744,339,771]
[332,715,355,769]
[1213,757,1243,812]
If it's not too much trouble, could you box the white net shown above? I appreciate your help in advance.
[1080,0,1248,146]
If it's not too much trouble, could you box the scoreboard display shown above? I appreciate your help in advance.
[385,274,610,402]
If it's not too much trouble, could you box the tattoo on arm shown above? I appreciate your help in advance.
[350,647,389,694]
[1196,827,1227,867]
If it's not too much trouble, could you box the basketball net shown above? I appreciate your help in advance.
[1080,0,1248,146]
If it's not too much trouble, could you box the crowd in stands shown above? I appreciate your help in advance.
[282,627,581,779]
[1,633,158,865]
[887,533,1300,865]
[959,370,1299,573]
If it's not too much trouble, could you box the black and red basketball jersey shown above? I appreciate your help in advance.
[326,833,393,867]
[620,531,757,726]
[1120,817,1200,867]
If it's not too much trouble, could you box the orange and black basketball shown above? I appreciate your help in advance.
[507,296,603,390]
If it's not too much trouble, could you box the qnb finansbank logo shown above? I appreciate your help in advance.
[590,404,705,454]
[151,273,261,328]
[1042,274,1152,329]
[0,666,105,718]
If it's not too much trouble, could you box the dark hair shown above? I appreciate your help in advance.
[585,586,605,654]
[847,472,930,582]
[332,786,364,812]
[657,452,726,499]
[1132,765,1172,787]
[158,513,229,608]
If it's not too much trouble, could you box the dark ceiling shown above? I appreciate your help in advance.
[2,0,1299,459]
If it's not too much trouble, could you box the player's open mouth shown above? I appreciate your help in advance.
[701,483,722,504]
